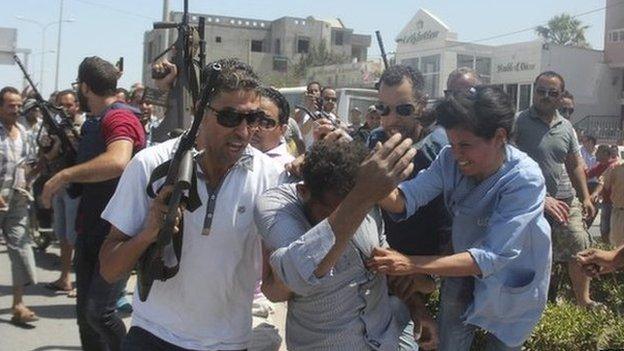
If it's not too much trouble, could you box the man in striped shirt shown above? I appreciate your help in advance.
[0,86,38,325]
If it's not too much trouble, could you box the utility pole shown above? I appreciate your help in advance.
[54,0,64,91]
[162,0,169,51]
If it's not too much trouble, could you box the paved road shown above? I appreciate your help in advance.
[0,240,130,351]
[0,238,288,351]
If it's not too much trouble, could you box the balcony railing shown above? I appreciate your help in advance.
[574,115,623,144]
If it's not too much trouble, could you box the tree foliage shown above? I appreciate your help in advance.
[536,13,591,48]
[293,40,351,79]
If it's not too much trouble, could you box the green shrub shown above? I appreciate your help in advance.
[524,302,624,351]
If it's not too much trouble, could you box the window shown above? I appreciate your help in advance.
[608,29,624,43]
[275,39,281,55]
[251,40,263,53]
[457,54,491,82]
[505,84,518,107]
[475,57,491,82]
[401,57,419,70]
[147,41,153,62]
[273,56,287,72]
[457,54,473,69]
[297,38,310,54]
[215,36,222,43]
[334,31,344,46]
[519,84,532,111]
[421,55,440,97]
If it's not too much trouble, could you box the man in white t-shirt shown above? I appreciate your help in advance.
[98,58,282,350]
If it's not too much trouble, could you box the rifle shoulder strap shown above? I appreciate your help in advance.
[145,158,202,212]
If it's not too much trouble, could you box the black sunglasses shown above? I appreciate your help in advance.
[258,116,279,130]
[323,97,337,103]
[374,103,417,117]
[535,87,561,99]
[559,107,574,116]
[207,106,265,129]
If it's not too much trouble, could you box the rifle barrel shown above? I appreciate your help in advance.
[375,31,389,69]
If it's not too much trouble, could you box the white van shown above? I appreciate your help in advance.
[279,86,378,125]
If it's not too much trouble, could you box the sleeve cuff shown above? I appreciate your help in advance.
[467,248,496,279]
[386,185,412,222]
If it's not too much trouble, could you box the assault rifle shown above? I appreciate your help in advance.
[13,55,80,171]
[136,0,213,301]
[149,0,207,142]
[137,63,221,302]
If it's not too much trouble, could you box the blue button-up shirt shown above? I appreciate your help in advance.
[255,183,410,351]
[393,144,551,347]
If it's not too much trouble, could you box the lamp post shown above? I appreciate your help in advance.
[15,15,75,95]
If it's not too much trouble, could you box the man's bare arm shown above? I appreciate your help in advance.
[99,227,155,283]
[261,244,293,302]
[61,139,134,183]
[41,140,134,207]
[99,187,175,283]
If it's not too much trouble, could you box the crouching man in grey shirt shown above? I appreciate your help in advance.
[255,136,438,351]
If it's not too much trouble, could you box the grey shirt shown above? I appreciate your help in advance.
[254,183,409,351]
[514,107,579,199]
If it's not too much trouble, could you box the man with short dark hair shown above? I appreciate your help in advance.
[367,64,452,350]
[352,105,381,143]
[115,88,129,103]
[42,89,82,295]
[514,71,598,308]
[99,58,283,350]
[41,56,146,350]
[251,86,294,168]
[445,67,482,95]
[0,86,38,325]
[128,84,163,147]
[559,90,575,120]
[256,139,437,350]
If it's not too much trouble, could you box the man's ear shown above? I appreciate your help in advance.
[279,124,289,136]
[296,183,310,201]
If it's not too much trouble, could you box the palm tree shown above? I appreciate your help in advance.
[536,14,591,48]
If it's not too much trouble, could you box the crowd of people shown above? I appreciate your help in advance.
[0,52,623,351]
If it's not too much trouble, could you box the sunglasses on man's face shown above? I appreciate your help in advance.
[374,102,417,117]
[559,107,574,116]
[534,87,561,99]
[207,105,265,129]
[258,116,279,130]
[323,97,337,103]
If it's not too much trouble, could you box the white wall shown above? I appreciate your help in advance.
[541,45,622,122]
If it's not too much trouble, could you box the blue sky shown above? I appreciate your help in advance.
[0,0,608,97]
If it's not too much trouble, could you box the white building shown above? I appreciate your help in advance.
[395,9,623,138]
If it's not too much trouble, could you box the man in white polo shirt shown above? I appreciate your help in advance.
[98,58,282,350]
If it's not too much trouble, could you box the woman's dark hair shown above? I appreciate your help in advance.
[436,85,515,140]
[259,86,290,125]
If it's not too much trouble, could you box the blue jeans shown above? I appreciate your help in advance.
[438,277,520,351]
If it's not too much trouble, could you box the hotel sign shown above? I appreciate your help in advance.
[496,62,537,73]
[397,30,440,44]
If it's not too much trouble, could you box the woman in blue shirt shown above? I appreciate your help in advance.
[368,86,551,350]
